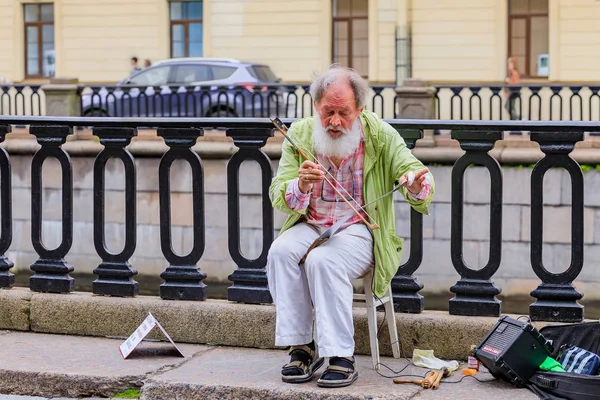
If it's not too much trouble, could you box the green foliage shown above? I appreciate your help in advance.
[113,389,141,399]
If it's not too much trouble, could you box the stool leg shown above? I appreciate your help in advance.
[384,284,401,359]
[364,272,380,370]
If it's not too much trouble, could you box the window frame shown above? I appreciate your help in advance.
[331,0,369,78]
[507,1,549,79]
[169,1,204,58]
[24,3,55,79]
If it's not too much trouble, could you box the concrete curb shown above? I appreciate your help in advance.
[0,287,573,362]
[139,381,408,400]
[0,370,143,399]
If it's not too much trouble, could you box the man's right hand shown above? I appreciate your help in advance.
[298,160,325,194]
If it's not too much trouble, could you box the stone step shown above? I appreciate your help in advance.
[0,331,536,400]
[1,287,538,362]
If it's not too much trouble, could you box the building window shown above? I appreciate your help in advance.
[508,0,549,78]
[24,3,55,78]
[332,0,368,78]
[170,1,203,58]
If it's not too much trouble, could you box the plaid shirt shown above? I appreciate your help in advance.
[285,131,431,229]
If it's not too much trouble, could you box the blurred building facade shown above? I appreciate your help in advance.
[0,0,596,84]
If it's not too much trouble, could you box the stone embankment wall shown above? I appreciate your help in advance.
[5,134,600,307]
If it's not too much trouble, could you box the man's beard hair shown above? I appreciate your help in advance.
[312,113,362,159]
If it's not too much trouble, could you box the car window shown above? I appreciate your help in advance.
[173,65,211,84]
[247,65,278,82]
[211,66,237,80]
[128,66,170,86]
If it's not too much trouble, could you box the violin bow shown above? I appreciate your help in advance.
[270,117,379,231]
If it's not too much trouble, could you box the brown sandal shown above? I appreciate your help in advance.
[317,357,358,388]
[281,344,324,383]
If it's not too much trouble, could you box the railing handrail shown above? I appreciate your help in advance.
[433,83,600,89]
[73,82,600,89]
[1,115,600,132]
[76,83,400,89]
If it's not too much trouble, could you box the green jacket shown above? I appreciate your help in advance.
[269,110,435,297]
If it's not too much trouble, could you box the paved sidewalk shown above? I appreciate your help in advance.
[0,330,537,400]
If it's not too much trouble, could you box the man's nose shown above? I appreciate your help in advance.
[330,114,341,127]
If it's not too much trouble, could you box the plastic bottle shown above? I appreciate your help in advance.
[468,345,480,370]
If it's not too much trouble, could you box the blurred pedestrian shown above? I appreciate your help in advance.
[505,56,521,120]
[143,59,152,68]
[129,56,142,77]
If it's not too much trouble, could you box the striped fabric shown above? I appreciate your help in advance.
[559,346,600,375]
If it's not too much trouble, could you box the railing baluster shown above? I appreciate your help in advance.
[0,125,13,288]
[529,86,542,121]
[371,87,384,118]
[0,86,9,115]
[92,127,139,297]
[570,86,583,121]
[157,127,207,300]
[450,87,463,119]
[589,86,600,124]
[469,87,482,120]
[489,87,502,120]
[29,125,74,293]
[529,131,585,322]
[301,85,312,117]
[550,86,563,120]
[226,128,274,304]
[449,130,503,317]
[392,129,424,313]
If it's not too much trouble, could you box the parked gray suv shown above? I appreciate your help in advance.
[80,58,292,118]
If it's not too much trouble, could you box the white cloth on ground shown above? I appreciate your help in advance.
[266,222,374,358]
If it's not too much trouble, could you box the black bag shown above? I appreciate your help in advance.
[528,321,600,400]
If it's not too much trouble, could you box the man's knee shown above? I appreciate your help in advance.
[304,248,336,276]
[268,234,301,263]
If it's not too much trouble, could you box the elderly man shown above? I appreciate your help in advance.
[266,65,434,388]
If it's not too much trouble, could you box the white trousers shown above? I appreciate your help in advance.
[266,222,374,358]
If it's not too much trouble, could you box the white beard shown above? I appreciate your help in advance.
[312,114,362,159]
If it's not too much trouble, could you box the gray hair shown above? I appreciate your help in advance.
[309,64,369,108]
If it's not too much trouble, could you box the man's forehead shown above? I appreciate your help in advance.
[323,81,353,96]
[321,90,354,108]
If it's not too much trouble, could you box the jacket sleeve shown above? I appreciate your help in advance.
[384,126,435,215]
[269,127,308,216]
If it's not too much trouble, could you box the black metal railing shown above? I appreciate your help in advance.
[434,84,600,122]
[77,83,600,124]
[4,82,600,124]
[0,115,597,323]
[0,85,44,116]
[77,84,400,120]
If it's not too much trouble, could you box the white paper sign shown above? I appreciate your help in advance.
[119,312,184,359]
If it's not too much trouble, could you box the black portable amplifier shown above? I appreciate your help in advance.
[474,315,553,387]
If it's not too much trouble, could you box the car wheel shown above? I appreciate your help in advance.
[208,107,237,118]
[84,108,109,118]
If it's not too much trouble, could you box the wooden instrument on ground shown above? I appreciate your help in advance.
[431,367,450,390]
[393,371,436,388]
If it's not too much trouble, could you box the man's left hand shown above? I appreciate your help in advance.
[401,168,430,195]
